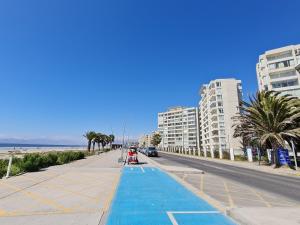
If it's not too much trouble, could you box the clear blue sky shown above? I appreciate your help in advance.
[0,0,299,144]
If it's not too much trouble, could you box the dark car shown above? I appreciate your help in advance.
[145,147,158,157]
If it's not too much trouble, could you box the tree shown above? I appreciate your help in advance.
[109,134,115,149]
[98,134,108,150]
[94,133,103,151]
[151,133,162,147]
[83,131,97,152]
[233,91,300,167]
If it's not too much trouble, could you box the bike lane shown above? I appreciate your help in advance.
[106,167,236,225]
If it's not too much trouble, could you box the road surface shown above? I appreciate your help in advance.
[153,152,300,202]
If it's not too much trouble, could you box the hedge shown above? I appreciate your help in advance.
[0,151,86,178]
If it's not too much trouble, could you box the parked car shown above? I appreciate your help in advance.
[145,147,158,157]
[141,148,147,154]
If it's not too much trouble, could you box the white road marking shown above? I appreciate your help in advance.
[166,211,220,225]
[140,167,145,173]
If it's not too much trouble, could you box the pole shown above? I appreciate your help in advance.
[292,140,298,170]
[119,123,126,163]
[6,154,13,179]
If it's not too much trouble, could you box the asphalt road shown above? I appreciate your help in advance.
[153,152,300,202]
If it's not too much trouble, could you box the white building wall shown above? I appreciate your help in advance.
[256,44,300,98]
[199,79,242,157]
[158,107,199,150]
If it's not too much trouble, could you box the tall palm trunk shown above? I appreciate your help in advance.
[271,142,281,168]
[92,141,96,152]
[87,140,91,152]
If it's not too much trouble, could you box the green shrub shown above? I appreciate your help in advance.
[57,151,84,165]
[0,159,8,178]
[200,151,204,157]
[235,155,247,161]
[43,152,58,167]
[57,152,70,164]
[10,164,24,176]
[223,151,230,160]
[214,150,220,159]
[22,153,43,172]
[1,151,86,177]
[206,151,211,158]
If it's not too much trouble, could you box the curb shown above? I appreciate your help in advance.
[159,151,300,178]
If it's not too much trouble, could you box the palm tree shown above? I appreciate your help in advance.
[83,131,97,152]
[109,134,115,149]
[233,91,300,167]
[101,135,110,150]
[93,133,103,151]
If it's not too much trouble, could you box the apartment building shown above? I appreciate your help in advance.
[158,107,200,150]
[199,79,242,158]
[256,44,300,97]
[138,133,154,147]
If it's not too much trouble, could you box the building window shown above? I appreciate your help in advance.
[269,70,296,79]
[216,82,221,87]
[271,79,299,89]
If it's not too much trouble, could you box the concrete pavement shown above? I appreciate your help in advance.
[0,150,123,225]
[152,152,300,225]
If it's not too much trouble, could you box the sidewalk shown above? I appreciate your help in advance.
[160,151,300,177]
[149,152,300,225]
[0,150,123,225]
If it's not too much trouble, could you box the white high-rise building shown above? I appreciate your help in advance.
[256,44,300,97]
[199,78,242,158]
[158,107,200,150]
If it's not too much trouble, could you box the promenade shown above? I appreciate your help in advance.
[0,150,122,225]
[2,149,299,225]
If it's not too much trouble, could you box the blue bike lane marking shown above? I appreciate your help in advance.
[106,167,236,225]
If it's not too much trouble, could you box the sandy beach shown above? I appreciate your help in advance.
[0,147,86,159]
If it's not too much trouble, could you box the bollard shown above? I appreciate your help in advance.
[211,150,214,158]
[5,154,13,179]
[230,148,235,161]
[247,148,253,162]
[219,150,223,159]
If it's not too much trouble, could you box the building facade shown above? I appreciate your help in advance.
[199,78,242,158]
[158,107,200,150]
[256,44,300,97]
[138,133,155,148]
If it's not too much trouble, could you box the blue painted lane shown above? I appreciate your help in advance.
[106,167,236,225]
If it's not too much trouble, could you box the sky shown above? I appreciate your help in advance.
[0,0,299,144]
